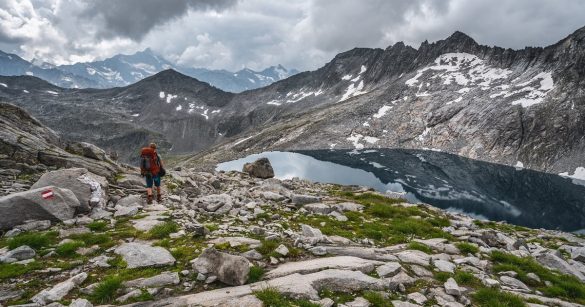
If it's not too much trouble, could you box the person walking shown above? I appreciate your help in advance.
[140,143,165,204]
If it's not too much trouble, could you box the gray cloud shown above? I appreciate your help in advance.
[1,0,584,71]
[81,0,238,40]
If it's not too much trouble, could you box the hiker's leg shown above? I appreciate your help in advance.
[145,175,154,204]
[154,175,162,202]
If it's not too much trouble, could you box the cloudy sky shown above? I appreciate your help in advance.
[1,0,585,71]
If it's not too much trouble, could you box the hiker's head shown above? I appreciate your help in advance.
[149,143,157,149]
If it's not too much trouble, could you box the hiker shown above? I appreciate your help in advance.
[140,143,165,204]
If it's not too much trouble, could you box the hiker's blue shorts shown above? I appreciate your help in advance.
[145,174,161,188]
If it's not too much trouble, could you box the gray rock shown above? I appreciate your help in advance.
[116,289,141,303]
[116,194,142,207]
[192,247,250,286]
[265,256,382,279]
[292,194,321,206]
[275,244,289,256]
[241,249,264,260]
[375,262,402,277]
[66,142,110,162]
[31,168,108,212]
[304,203,332,214]
[242,158,274,179]
[433,259,456,273]
[32,272,87,305]
[444,278,461,296]
[114,242,176,268]
[332,202,364,212]
[500,276,530,291]
[1,245,36,263]
[261,191,285,201]
[14,220,51,232]
[69,298,93,307]
[407,292,428,305]
[343,297,370,307]
[114,205,139,217]
[0,186,80,230]
[301,224,323,237]
[396,250,430,266]
[124,271,180,288]
[535,252,585,281]
[195,194,233,213]
[391,301,420,307]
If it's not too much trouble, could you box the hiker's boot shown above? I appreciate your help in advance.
[157,193,162,203]
[147,194,153,205]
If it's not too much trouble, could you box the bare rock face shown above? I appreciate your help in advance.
[242,158,274,179]
[0,186,80,230]
[192,247,250,286]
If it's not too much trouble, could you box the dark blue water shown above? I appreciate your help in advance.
[217,149,585,232]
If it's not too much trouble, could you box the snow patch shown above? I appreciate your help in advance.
[46,90,58,95]
[176,105,182,111]
[131,113,140,117]
[559,167,585,186]
[0,83,6,87]
[339,80,367,102]
[166,94,177,103]
[159,91,165,99]
[417,127,431,141]
[509,72,554,108]
[514,161,524,170]
[373,105,392,118]
[341,74,353,80]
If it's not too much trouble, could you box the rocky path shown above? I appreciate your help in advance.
[2,162,585,307]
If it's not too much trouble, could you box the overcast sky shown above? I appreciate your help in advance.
[1,0,585,71]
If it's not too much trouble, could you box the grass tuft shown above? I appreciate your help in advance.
[8,232,58,250]
[407,241,433,254]
[87,221,109,232]
[471,288,526,307]
[89,276,123,304]
[363,290,392,307]
[146,221,179,239]
[248,265,265,283]
[456,242,479,255]
[55,241,85,257]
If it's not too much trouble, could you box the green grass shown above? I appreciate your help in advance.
[257,239,281,257]
[319,288,355,304]
[89,276,123,304]
[69,233,111,246]
[434,271,452,282]
[87,221,109,232]
[254,287,319,307]
[0,262,43,280]
[146,221,179,239]
[363,291,392,307]
[471,288,526,307]
[204,223,219,232]
[248,265,265,283]
[456,242,479,255]
[408,241,433,254]
[491,251,585,304]
[454,270,482,288]
[55,241,85,257]
[7,231,58,250]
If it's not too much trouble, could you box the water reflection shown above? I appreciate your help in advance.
[217,149,585,231]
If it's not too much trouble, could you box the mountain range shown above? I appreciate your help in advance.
[0,48,298,92]
[1,26,584,178]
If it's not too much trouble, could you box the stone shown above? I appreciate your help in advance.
[292,194,321,206]
[275,244,289,256]
[32,272,87,305]
[31,168,107,212]
[266,256,382,279]
[376,262,402,277]
[261,191,285,201]
[407,292,428,304]
[192,247,250,286]
[116,174,145,190]
[114,205,139,217]
[242,249,264,260]
[391,301,420,307]
[69,298,93,307]
[66,142,109,162]
[208,236,261,248]
[301,224,323,237]
[571,246,585,263]
[500,276,530,291]
[14,220,51,232]
[195,194,233,213]
[344,297,370,307]
[242,158,274,179]
[114,242,176,268]
[444,278,461,296]
[89,255,111,268]
[332,202,364,212]
[0,186,80,230]
[434,259,456,273]
[124,271,180,288]
[313,298,335,307]
[396,250,431,266]
[116,194,142,207]
[535,252,585,281]
[304,203,332,214]
[330,211,348,221]
[0,245,35,263]
[206,275,218,284]
[482,278,500,288]
[116,289,141,303]
[526,272,541,283]
[310,246,328,256]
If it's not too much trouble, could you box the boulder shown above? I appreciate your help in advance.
[265,256,382,279]
[32,272,87,305]
[433,259,456,273]
[124,271,180,288]
[500,276,530,291]
[292,194,321,206]
[242,158,274,179]
[114,205,139,217]
[116,174,145,190]
[0,186,80,230]
[304,203,332,214]
[192,247,250,286]
[66,142,110,162]
[376,262,402,277]
[69,298,93,307]
[444,278,461,296]
[395,250,431,266]
[0,245,36,263]
[31,168,108,212]
[116,194,143,207]
[195,194,233,213]
[114,242,176,268]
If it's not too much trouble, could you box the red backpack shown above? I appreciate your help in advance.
[140,147,161,176]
